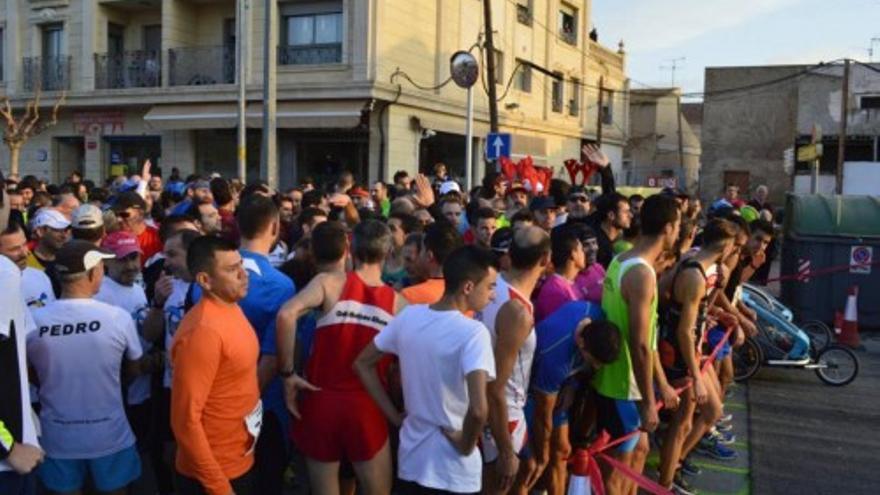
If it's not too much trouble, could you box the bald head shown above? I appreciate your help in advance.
[510,225,551,270]
[391,196,415,216]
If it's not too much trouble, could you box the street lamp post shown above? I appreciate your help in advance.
[236,0,247,182]
[450,51,479,192]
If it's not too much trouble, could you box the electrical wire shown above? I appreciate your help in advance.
[388,43,482,92]
[390,68,453,91]
[496,61,525,101]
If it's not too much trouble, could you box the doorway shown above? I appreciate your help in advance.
[105,136,161,177]
[723,170,750,197]
[54,137,84,183]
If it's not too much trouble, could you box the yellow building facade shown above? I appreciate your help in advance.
[0,0,628,187]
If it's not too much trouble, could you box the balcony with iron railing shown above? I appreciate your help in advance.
[95,51,162,89]
[169,46,235,86]
[278,43,342,65]
[22,56,71,91]
[559,29,577,46]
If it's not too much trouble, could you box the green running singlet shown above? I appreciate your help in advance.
[592,256,658,400]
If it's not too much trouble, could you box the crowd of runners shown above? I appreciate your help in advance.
[0,145,779,495]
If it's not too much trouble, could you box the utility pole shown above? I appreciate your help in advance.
[236,0,248,182]
[261,0,278,189]
[836,59,850,194]
[482,0,499,133]
[676,90,685,190]
[660,57,686,87]
[596,76,604,145]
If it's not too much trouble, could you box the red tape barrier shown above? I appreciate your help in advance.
[764,260,880,284]
[571,326,736,495]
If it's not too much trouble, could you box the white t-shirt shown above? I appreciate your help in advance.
[374,305,495,493]
[22,266,55,310]
[0,257,40,473]
[95,277,151,405]
[28,298,143,458]
[163,278,190,388]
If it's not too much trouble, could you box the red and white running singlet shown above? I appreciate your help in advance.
[306,271,397,391]
[475,274,536,422]
[292,272,397,462]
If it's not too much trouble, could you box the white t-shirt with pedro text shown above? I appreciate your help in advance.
[374,304,495,493]
[28,298,143,458]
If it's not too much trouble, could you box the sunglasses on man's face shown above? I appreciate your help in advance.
[568,195,590,204]
[117,208,141,219]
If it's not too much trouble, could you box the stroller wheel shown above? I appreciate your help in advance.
[734,338,763,382]
[801,320,833,354]
[815,345,859,386]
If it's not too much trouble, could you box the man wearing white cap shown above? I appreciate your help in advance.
[26,209,70,271]
[70,204,106,246]
[439,180,461,197]
[28,240,144,494]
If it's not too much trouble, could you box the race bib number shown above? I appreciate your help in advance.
[244,400,263,456]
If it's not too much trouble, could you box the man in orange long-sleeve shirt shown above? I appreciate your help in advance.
[171,236,260,495]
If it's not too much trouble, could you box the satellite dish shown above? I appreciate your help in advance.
[450,51,479,89]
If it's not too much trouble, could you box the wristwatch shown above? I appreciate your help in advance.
[279,368,297,379]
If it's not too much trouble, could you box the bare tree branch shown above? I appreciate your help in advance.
[35,92,66,135]
[0,98,16,137]
[21,87,42,137]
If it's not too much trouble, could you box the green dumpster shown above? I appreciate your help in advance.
[781,194,880,328]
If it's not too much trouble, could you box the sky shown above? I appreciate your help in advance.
[591,0,880,100]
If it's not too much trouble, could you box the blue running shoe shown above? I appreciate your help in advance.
[696,437,738,461]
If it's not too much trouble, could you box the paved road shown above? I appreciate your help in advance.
[645,384,751,495]
[748,334,880,494]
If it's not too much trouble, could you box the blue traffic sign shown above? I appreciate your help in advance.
[486,132,511,160]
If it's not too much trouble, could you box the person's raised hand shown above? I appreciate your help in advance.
[582,143,610,168]
[412,174,435,208]
[141,159,152,183]
[328,193,351,208]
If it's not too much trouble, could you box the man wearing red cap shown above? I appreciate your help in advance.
[95,231,165,463]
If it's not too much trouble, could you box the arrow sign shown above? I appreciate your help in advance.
[486,132,511,160]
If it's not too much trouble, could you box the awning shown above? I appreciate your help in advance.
[246,100,366,129]
[416,112,490,137]
[143,103,237,130]
[144,100,366,131]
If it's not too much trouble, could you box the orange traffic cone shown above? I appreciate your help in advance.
[568,449,596,495]
[838,286,861,349]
